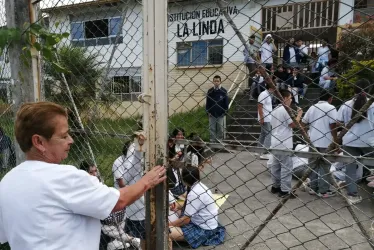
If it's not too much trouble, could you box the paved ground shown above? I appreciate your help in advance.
[173,150,374,250]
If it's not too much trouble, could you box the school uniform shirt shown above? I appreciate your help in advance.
[317,46,330,62]
[258,89,273,123]
[302,101,337,148]
[289,47,297,63]
[186,151,199,168]
[168,191,178,222]
[0,161,119,250]
[337,99,374,147]
[260,42,274,64]
[271,105,293,149]
[184,182,218,230]
[319,66,330,86]
[112,143,145,221]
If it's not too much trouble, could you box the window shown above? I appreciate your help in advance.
[112,75,142,94]
[176,39,223,66]
[70,17,123,47]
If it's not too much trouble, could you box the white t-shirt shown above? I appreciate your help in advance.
[319,66,330,86]
[168,191,178,222]
[271,105,293,149]
[186,151,199,168]
[0,161,119,250]
[292,144,309,168]
[299,44,309,57]
[258,89,273,123]
[318,46,330,62]
[112,143,145,220]
[289,47,296,63]
[260,42,274,64]
[302,101,337,148]
[184,182,218,230]
[338,99,374,147]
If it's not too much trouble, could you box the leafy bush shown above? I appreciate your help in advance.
[338,21,374,73]
[336,60,374,99]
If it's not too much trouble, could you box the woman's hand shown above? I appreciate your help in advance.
[140,165,166,190]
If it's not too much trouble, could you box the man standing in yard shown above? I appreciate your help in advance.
[206,75,229,143]
[243,36,258,88]
[257,84,275,160]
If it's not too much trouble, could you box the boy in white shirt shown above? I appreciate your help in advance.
[258,83,275,160]
[301,90,338,198]
[270,89,303,198]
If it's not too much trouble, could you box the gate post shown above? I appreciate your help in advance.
[142,0,169,249]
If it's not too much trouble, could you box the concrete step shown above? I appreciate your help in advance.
[230,111,258,118]
[227,124,261,133]
[227,117,258,126]
[226,132,260,141]
[222,139,257,146]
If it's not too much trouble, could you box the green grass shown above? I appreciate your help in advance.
[0,107,209,186]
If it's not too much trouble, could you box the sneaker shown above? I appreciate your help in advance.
[318,190,336,198]
[260,154,270,160]
[337,181,346,188]
[130,238,141,249]
[308,188,318,195]
[300,178,310,192]
[279,191,298,199]
[347,195,362,205]
[366,176,374,182]
[271,186,281,194]
[368,181,374,188]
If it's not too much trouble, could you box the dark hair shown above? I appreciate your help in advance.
[327,58,338,67]
[213,75,221,81]
[277,64,283,69]
[249,35,256,39]
[319,89,333,101]
[80,160,94,172]
[122,140,132,156]
[186,133,205,162]
[280,89,292,98]
[351,79,371,122]
[172,128,185,138]
[0,127,4,137]
[136,117,143,130]
[182,165,200,187]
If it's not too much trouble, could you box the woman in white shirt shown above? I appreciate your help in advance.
[316,39,331,72]
[169,166,225,249]
[337,79,374,205]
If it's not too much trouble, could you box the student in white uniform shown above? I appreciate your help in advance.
[80,160,140,250]
[316,39,331,72]
[301,90,338,198]
[260,34,277,72]
[169,166,225,249]
[112,136,147,249]
[270,89,303,198]
[0,102,166,250]
[337,79,374,205]
[257,83,275,160]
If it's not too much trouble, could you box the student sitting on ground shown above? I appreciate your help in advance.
[185,133,212,171]
[79,160,140,250]
[169,166,226,249]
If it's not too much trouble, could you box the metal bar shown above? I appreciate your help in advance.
[227,64,244,94]
[154,0,168,248]
[314,2,317,27]
[174,139,374,165]
[143,0,168,248]
[308,2,311,28]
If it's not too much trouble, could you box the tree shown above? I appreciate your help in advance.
[337,21,374,73]
[44,45,103,122]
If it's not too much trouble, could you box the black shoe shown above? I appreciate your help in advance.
[279,191,298,199]
[271,186,281,194]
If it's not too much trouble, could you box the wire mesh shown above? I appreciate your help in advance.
[1,0,374,249]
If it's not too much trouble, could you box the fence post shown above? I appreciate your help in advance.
[143,0,168,249]
[5,0,41,164]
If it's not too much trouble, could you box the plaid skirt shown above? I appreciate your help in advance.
[169,183,186,197]
[181,223,226,249]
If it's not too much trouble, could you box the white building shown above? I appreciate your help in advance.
[43,0,355,117]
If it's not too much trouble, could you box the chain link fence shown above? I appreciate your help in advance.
[2,0,374,249]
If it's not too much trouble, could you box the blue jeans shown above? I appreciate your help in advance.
[209,115,224,142]
[258,122,271,149]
